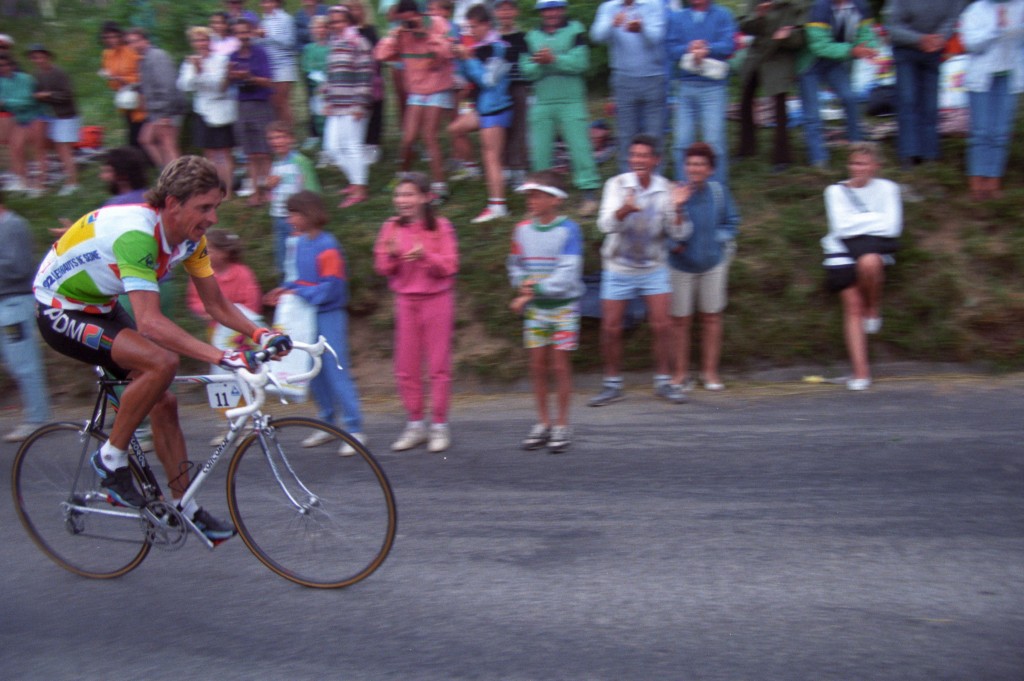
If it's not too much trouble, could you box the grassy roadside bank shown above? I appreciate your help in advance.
[2,5,1022,406]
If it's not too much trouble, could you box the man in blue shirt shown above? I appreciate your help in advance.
[591,0,667,174]
[665,0,736,182]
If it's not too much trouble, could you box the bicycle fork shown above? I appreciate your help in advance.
[256,421,322,515]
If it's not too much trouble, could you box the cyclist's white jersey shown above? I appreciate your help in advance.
[34,203,213,314]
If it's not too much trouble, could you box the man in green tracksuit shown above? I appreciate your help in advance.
[520,0,601,216]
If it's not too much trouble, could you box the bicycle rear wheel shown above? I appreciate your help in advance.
[11,423,151,579]
[227,417,397,588]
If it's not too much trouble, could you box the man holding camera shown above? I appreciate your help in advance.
[374,0,455,202]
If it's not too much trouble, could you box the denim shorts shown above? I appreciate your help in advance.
[600,267,671,301]
[407,91,454,109]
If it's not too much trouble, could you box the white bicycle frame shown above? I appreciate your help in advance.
[66,337,332,549]
[170,337,331,544]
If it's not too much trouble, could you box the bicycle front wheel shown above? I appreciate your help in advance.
[227,417,397,588]
[11,423,151,579]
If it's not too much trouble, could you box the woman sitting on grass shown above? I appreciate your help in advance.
[821,142,902,392]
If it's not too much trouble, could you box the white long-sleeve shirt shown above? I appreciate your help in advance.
[821,177,902,264]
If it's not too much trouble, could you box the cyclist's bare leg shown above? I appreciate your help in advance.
[147,390,190,498]
[108,329,179,452]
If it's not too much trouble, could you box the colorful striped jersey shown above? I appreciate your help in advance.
[34,204,213,314]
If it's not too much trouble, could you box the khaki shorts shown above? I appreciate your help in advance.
[670,246,734,317]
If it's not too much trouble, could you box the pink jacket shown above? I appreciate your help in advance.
[186,262,262,323]
[373,16,455,96]
[374,216,459,296]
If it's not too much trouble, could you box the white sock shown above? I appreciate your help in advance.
[408,420,425,430]
[653,374,671,388]
[100,441,128,470]
[177,498,199,517]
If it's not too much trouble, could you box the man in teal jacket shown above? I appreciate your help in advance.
[797,0,879,167]
[520,0,602,216]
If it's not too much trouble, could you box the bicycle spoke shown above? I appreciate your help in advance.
[228,418,397,588]
[12,423,151,578]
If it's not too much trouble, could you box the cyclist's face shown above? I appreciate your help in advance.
[169,188,223,244]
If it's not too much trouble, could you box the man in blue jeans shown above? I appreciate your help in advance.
[665,0,737,182]
[883,0,966,168]
[0,191,52,443]
[591,0,667,174]
[797,0,878,168]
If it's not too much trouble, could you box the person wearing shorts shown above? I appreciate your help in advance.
[126,30,182,170]
[26,44,80,195]
[258,0,298,130]
[591,134,692,407]
[374,0,455,200]
[668,142,740,393]
[508,171,584,453]
[447,4,514,223]
[821,142,901,391]
[33,156,293,542]
[228,18,275,206]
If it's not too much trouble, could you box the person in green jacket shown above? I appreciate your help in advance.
[0,53,44,194]
[520,0,601,217]
[797,0,879,168]
[736,0,811,171]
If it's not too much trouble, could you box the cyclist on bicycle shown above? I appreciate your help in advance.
[33,156,292,543]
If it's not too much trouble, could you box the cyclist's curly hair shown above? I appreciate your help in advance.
[145,155,225,209]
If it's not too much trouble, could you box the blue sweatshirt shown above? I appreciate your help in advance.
[668,181,740,273]
[284,231,348,312]
[665,3,738,82]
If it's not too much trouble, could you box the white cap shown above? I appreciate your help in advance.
[515,182,568,199]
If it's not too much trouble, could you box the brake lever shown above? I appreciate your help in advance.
[323,341,344,371]
[264,370,290,405]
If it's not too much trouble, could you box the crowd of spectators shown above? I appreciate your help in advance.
[0,0,1017,450]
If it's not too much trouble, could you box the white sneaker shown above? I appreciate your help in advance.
[450,165,481,182]
[847,377,872,391]
[237,179,255,197]
[427,424,450,453]
[56,183,79,197]
[391,423,428,451]
[4,177,27,192]
[302,429,336,448]
[3,423,39,443]
[339,432,367,457]
[470,204,508,223]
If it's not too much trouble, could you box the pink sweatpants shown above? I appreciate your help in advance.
[393,290,454,424]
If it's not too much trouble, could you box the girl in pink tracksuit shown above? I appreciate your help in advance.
[374,172,459,454]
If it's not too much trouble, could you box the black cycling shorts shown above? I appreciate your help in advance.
[36,303,136,379]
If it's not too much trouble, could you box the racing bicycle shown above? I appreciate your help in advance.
[11,338,397,589]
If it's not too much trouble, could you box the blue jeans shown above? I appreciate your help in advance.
[968,75,1019,177]
[798,60,863,166]
[894,46,942,162]
[309,307,363,433]
[272,215,292,276]
[672,79,729,182]
[612,72,667,174]
[0,294,51,425]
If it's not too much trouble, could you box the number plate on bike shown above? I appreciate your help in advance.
[206,382,245,409]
